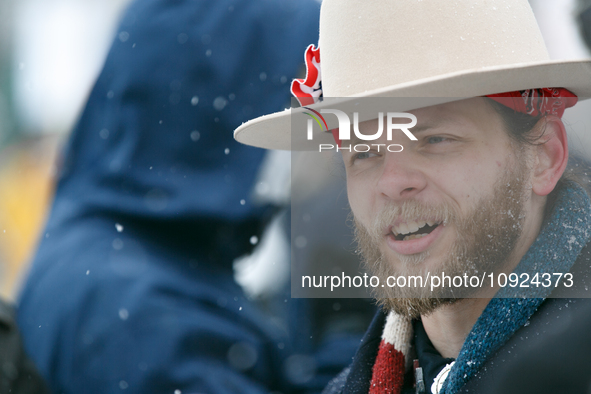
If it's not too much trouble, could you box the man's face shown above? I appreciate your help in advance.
[342,98,538,317]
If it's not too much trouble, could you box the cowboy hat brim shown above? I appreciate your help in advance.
[234,59,591,150]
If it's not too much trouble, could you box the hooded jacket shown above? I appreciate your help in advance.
[16,0,321,392]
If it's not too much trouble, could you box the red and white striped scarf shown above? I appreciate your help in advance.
[368,312,413,394]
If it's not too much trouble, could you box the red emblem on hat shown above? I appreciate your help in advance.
[291,45,322,106]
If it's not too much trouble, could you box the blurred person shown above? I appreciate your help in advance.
[234,0,591,393]
[15,0,328,393]
[0,298,49,393]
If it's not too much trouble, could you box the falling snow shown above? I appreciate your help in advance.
[214,97,228,111]
[119,308,129,320]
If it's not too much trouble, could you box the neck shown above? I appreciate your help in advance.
[422,194,546,358]
[421,298,490,358]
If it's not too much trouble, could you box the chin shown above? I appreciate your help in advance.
[377,296,461,319]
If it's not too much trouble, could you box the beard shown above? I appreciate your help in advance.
[353,161,530,319]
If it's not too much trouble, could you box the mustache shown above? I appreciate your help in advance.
[362,200,458,241]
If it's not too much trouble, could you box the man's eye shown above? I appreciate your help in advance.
[354,152,376,160]
[427,136,447,144]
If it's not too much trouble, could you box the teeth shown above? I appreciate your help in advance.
[392,220,441,236]
[397,223,409,235]
[394,220,428,235]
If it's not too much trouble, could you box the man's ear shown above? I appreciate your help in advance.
[530,116,568,197]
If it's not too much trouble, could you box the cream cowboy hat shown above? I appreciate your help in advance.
[234,0,591,150]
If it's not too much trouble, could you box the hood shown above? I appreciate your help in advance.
[43,0,320,260]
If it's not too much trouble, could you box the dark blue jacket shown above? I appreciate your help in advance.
[16,0,321,392]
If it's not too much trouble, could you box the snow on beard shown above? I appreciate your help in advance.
[352,159,530,319]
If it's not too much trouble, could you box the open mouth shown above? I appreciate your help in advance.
[392,221,441,241]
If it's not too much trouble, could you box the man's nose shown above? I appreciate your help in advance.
[376,154,427,201]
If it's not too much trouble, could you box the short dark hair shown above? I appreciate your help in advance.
[486,97,544,146]
[486,97,589,219]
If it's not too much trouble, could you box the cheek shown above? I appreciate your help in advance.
[425,153,494,208]
[346,175,374,224]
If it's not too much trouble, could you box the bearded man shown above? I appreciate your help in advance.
[234,0,591,393]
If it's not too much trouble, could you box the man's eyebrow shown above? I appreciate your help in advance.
[345,114,455,143]
[410,115,454,134]
[409,124,434,134]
